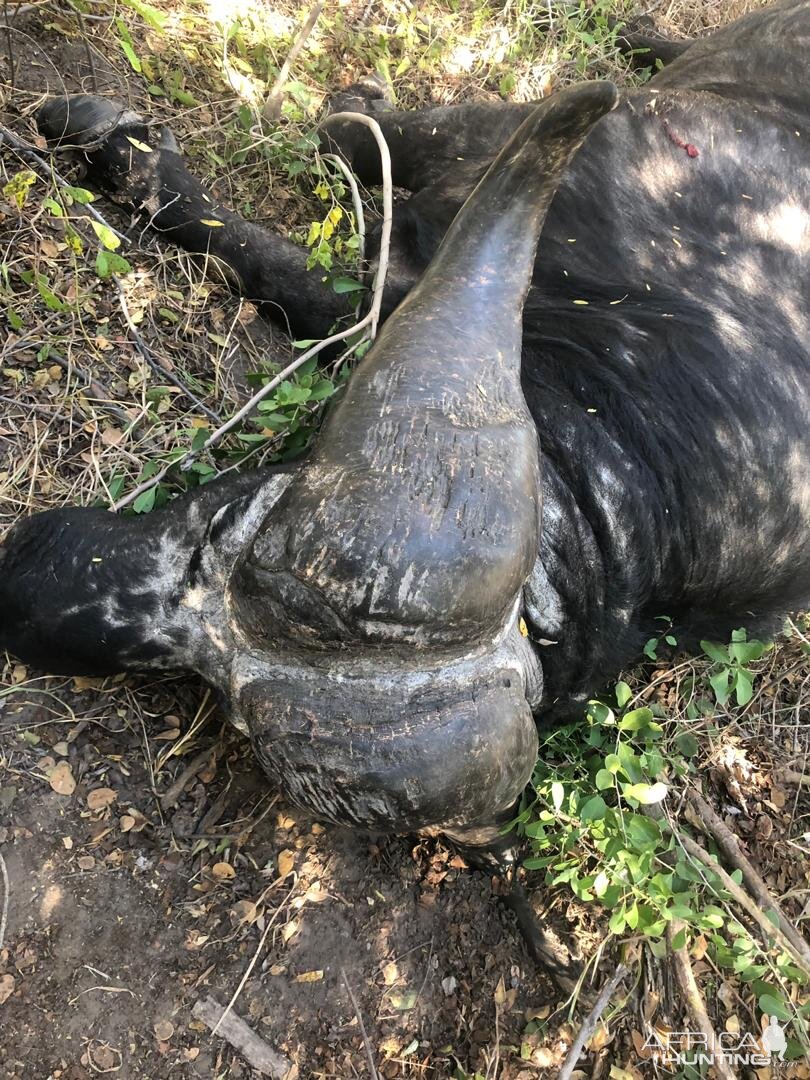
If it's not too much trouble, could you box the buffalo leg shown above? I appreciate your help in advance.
[37,97,348,341]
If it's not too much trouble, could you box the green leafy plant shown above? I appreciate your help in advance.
[700,628,770,707]
[515,639,807,1053]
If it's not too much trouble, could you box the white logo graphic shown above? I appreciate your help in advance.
[641,1017,788,1067]
[762,1016,788,1062]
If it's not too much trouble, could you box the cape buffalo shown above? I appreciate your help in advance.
[2,0,809,862]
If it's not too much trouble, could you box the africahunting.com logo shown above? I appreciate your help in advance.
[642,1016,787,1067]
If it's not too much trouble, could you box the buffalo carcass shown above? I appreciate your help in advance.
[2,1,809,861]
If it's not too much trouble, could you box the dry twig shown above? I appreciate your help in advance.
[192,994,292,1078]
[262,2,325,122]
[557,963,628,1080]
[160,744,218,810]
[212,878,297,1039]
[0,851,9,951]
[688,786,810,969]
[667,919,738,1080]
[341,967,379,1080]
[677,829,810,978]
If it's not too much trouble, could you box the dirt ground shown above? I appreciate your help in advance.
[0,1,808,1078]
[0,676,564,1079]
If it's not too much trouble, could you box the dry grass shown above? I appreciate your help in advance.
[1,1,808,1077]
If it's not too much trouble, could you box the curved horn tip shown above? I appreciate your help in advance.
[530,79,620,143]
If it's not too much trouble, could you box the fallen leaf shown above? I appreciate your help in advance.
[211,862,235,880]
[230,900,259,925]
[154,1020,174,1041]
[154,728,181,741]
[588,1023,610,1051]
[120,815,136,832]
[101,427,124,446]
[294,970,323,983]
[77,856,96,871]
[125,135,152,152]
[282,919,299,943]
[389,989,417,1010]
[692,934,708,961]
[304,883,329,904]
[0,974,15,1004]
[49,761,76,796]
[277,849,295,877]
[382,962,399,986]
[87,787,117,811]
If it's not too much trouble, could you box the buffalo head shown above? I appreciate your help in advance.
[1,82,618,852]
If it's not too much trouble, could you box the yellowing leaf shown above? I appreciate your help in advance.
[623,782,668,805]
[199,218,224,227]
[294,969,323,983]
[277,849,295,877]
[519,617,529,637]
[125,135,153,153]
[211,861,235,880]
[382,961,399,986]
[90,220,121,251]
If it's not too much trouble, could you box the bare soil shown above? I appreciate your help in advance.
[1,3,808,1079]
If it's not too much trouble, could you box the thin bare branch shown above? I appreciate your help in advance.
[557,963,628,1080]
[688,786,810,970]
[667,919,738,1080]
[320,151,366,265]
[262,2,325,122]
[341,968,380,1080]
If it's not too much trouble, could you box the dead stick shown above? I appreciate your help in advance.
[677,830,810,978]
[341,967,380,1080]
[688,787,810,969]
[263,2,325,121]
[192,994,291,1078]
[212,880,297,1038]
[667,920,738,1080]
[0,851,8,951]
[557,963,628,1080]
[160,745,217,809]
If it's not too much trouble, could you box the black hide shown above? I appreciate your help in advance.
[1,0,809,843]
